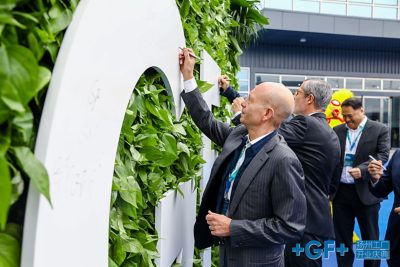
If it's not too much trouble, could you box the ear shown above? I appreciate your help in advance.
[307,94,315,105]
[262,107,274,122]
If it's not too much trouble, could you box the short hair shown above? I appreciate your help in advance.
[302,79,332,111]
[341,97,363,109]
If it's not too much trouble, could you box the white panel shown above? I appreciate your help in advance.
[199,50,221,265]
[200,50,221,109]
[155,181,197,267]
[21,0,186,266]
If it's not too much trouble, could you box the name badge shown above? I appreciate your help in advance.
[344,153,355,167]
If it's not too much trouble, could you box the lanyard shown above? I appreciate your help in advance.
[346,127,364,151]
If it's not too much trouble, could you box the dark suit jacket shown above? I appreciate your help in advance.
[182,89,307,267]
[332,119,390,206]
[279,113,341,239]
[369,149,400,258]
[220,87,340,239]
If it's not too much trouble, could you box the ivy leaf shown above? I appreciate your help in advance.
[48,6,73,34]
[118,176,142,209]
[36,66,51,94]
[196,79,214,94]
[179,0,190,18]
[11,109,33,146]
[0,156,11,230]
[0,122,11,156]
[12,147,52,206]
[0,233,20,267]
[108,257,118,267]
[121,238,144,254]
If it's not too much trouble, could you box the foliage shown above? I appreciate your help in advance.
[176,0,267,265]
[0,0,76,265]
[108,72,204,266]
[0,0,266,266]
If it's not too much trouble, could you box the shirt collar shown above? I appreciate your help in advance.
[246,130,275,146]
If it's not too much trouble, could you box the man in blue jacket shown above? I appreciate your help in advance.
[368,150,400,267]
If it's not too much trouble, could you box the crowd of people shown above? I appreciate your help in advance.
[179,48,399,267]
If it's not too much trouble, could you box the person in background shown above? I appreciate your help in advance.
[368,149,400,267]
[179,48,307,267]
[219,77,341,267]
[331,97,390,267]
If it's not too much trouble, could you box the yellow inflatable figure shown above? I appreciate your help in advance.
[325,89,354,128]
[326,89,359,243]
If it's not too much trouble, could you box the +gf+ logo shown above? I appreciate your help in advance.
[292,241,349,259]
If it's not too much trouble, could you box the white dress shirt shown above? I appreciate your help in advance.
[340,116,368,184]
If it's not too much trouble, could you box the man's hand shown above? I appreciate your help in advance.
[179,47,196,81]
[232,97,245,114]
[218,75,230,91]
[205,210,232,237]
[368,160,384,183]
[348,167,362,179]
[394,207,400,215]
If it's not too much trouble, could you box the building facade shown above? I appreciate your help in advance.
[238,1,400,147]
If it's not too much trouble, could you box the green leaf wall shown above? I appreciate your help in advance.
[0,1,267,266]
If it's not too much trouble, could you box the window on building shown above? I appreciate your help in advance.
[348,4,372,17]
[321,2,346,15]
[365,79,382,90]
[373,6,397,19]
[265,0,292,10]
[294,0,320,12]
[256,74,280,85]
[282,75,305,89]
[306,76,326,81]
[374,0,398,5]
[349,0,372,3]
[327,78,345,89]
[236,68,250,97]
[345,78,363,89]
[383,80,400,90]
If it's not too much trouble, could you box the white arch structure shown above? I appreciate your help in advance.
[21,0,220,266]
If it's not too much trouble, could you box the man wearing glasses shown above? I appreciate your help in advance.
[220,78,341,267]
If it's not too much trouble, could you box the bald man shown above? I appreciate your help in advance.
[221,78,341,267]
[179,48,306,267]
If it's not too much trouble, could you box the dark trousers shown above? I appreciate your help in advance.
[388,243,400,267]
[333,183,380,267]
[284,232,323,267]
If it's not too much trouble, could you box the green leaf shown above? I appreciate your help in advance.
[36,66,51,93]
[7,45,39,105]
[180,0,191,18]
[196,79,214,94]
[0,233,20,267]
[111,237,126,266]
[0,12,26,29]
[12,147,51,205]
[121,238,144,254]
[118,176,142,209]
[108,257,118,267]
[231,0,250,7]
[0,122,11,155]
[48,7,73,34]
[0,156,11,230]
[11,109,33,146]
[247,8,269,25]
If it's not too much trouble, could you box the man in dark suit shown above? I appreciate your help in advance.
[368,150,400,267]
[219,77,341,267]
[179,48,307,267]
[331,97,390,267]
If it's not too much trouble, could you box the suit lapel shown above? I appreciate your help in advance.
[337,125,347,163]
[354,119,371,162]
[228,135,279,216]
[204,127,247,195]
